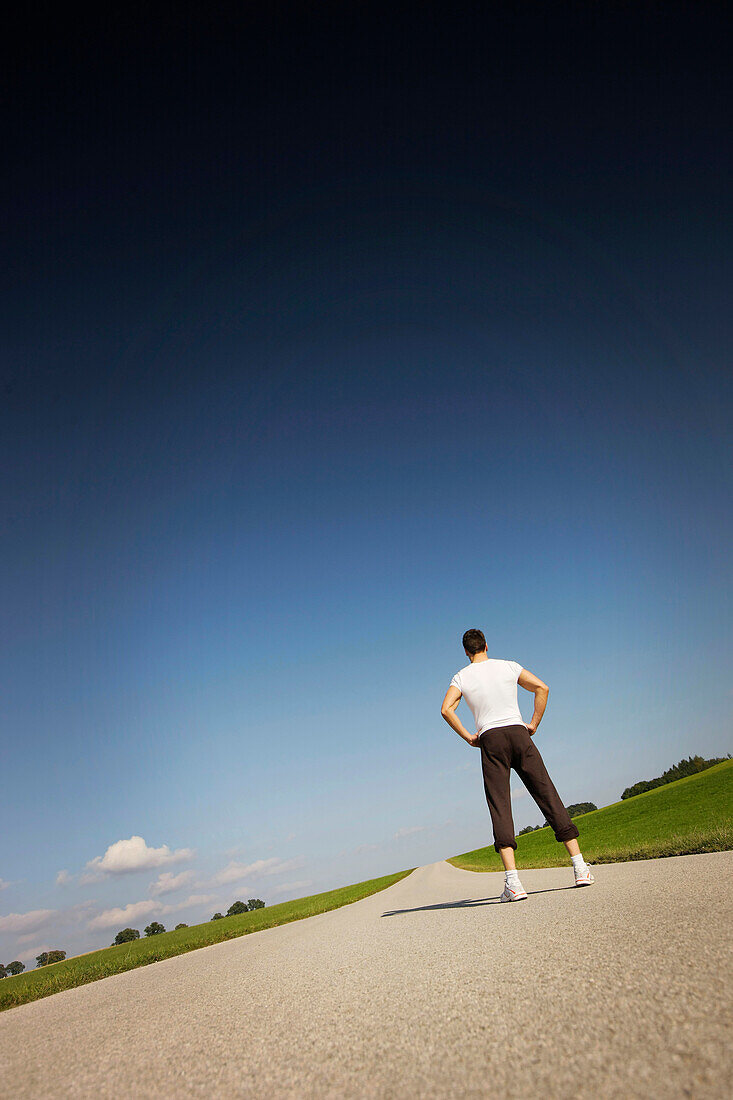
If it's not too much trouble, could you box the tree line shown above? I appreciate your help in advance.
[112,898,265,945]
[0,898,267,975]
[620,754,730,800]
[518,802,597,835]
[0,950,67,976]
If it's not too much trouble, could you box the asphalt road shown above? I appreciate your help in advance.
[1,851,731,1099]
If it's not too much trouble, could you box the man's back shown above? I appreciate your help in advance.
[449,658,524,736]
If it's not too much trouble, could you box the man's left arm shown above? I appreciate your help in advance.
[440,687,480,746]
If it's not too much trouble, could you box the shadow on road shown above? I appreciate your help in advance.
[381,886,575,916]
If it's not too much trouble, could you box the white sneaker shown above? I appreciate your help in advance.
[573,862,595,887]
[500,879,528,902]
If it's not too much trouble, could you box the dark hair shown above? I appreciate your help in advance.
[462,628,486,655]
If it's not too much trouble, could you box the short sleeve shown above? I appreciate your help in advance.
[449,672,462,692]
[507,661,523,679]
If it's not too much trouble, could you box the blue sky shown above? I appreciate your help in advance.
[1,5,731,965]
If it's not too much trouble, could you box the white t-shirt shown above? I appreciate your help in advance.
[449,658,526,736]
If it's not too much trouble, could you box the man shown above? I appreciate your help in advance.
[440,627,594,902]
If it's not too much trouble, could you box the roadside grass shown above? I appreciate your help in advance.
[0,867,415,1013]
[447,758,733,873]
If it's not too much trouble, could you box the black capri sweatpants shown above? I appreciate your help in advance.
[479,724,580,853]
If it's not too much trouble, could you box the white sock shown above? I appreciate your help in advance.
[505,869,520,881]
[571,854,586,870]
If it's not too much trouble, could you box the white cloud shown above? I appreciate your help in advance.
[16,943,53,964]
[69,900,99,915]
[149,870,195,897]
[0,901,99,961]
[55,869,72,886]
[394,825,428,839]
[0,909,56,935]
[5,900,96,948]
[436,761,474,778]
[15,931,45,945]
[334,840,381,858]
[209,857,301,887]
[87,899,163,931]
[511,787,528,800]
[87,892,221,932]
[0,878,10,892]
[350,841,380,855]
[80,836,195,883]
[268,880,313,898]
[165,893,218,914]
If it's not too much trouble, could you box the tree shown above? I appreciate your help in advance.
[36,950,66,967]
[542,803,597,827]
[6,961,25,976]
[0,964,7,978]
[566,802,597,817]
[113,928,140,945]
[247,899,265,910]
[211,912,224,920]
[174,923,188,930]
[227,901,249,916]
[144,922,166,936]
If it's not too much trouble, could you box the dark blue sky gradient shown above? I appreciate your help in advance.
[1,4,731,959]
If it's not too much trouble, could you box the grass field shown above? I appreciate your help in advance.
[0,867,415,1013]
[447,758,733,873]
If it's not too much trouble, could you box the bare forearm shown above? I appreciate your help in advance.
[441,708,475,745]
[530,687,549,728]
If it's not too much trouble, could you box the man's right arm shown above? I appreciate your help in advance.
[517,668,549,734]
[440,685,479,746]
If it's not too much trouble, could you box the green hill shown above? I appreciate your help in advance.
[447,758,733,873]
